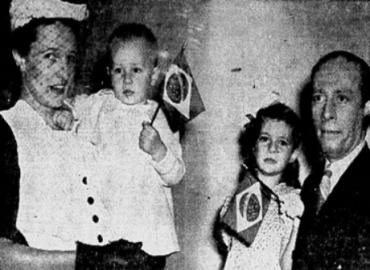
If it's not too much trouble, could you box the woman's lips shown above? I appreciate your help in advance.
[49,85,65,95]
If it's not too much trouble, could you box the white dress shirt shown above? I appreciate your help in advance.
[320,140,366,200]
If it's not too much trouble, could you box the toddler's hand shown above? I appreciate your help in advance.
[52,109,76,131]
[139,121,167,162]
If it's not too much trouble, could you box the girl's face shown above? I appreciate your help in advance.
[255,119,297,177]
[110,39,154,105]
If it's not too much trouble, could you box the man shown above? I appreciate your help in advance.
[293,51,370,269]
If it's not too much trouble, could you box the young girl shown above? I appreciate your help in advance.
[219,102,304,270]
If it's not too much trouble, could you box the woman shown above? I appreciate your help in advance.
[0,0,89,268]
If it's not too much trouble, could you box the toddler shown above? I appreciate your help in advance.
[71,23,185,269]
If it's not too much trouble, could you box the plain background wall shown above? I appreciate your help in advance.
[81,0,370,270]
[1,0,370,269]
[82,1,370,269]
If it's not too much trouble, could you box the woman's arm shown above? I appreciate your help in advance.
[0,239,75,270]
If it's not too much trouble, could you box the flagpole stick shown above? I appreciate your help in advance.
[150,103,161,125]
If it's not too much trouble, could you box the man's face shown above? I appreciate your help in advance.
[21,21,77,109]
[311,57,365,161]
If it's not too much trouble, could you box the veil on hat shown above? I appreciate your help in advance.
[10,0,89,31]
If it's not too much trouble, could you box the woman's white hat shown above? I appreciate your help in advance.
[10,0,89,31]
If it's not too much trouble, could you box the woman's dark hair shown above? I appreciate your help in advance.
[238,102,302,188]
[11,17,80,57]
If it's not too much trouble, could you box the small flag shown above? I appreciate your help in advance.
[158,43,205,131]
[220,168,272,246]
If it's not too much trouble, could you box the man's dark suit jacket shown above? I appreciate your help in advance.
[293,146,370,270]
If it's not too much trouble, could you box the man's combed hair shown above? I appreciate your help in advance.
[311,50,370,106]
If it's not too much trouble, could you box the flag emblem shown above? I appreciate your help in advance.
[163,64,192,118]
[236,182,263,231]
[221,169,271,246]
[153,43,205,131]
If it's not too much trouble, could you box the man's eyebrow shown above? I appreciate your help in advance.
[335,89,354,94]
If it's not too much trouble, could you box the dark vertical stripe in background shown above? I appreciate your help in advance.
[0,0,20,110]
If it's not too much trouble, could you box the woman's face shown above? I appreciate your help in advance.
[20,21,77,109]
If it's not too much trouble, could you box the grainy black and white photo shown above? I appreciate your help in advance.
[1,0,370,269]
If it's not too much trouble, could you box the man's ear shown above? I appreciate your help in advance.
[150,66,161,86]
[289,149,299,163]
[12,50,26,72]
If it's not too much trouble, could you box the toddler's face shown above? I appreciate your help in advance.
[254,119,296,177]
[110,39,153,105]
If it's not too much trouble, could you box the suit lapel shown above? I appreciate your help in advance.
[300,162,324,218]
[318,146,369,215]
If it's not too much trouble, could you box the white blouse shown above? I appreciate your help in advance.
[2,100,94,250]
[2,94,185,256]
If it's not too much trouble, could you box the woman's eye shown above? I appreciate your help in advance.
[44,52,57,62]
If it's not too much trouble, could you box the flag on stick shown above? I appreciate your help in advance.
[220,168,275,246]
[153,42,205,131]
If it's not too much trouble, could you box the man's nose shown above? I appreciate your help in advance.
[322,99,336,120]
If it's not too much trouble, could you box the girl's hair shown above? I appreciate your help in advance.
[11,18,80,57]
[238,102,302,188]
